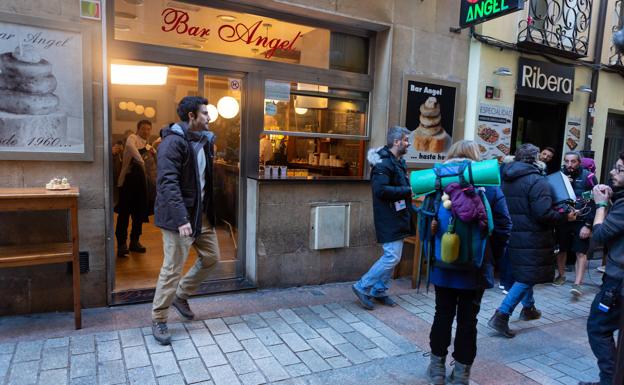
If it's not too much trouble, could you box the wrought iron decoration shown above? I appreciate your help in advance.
[518,0,593,58]
[610,0,624,66]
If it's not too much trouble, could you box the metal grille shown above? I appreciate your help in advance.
[517,0,593,58]
[609,0,624,67]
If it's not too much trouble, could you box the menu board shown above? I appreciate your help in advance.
[475,103,513,160]
[565,117,582,151]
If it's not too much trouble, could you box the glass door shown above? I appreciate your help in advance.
[198,71,244,283]
[109,62,246,303]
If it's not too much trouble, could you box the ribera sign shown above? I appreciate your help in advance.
[459,0,524,28]
[516,58,575,102]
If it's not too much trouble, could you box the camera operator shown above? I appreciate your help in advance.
[581,152,624,385]
[553,151,598,297]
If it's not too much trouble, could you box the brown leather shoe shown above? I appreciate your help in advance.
[172,296,195,320]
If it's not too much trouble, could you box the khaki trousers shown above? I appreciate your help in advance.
[151,216,220,322]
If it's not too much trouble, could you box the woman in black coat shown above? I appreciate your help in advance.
[488,143,575,338]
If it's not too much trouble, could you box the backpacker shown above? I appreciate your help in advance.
[416,161,494,286]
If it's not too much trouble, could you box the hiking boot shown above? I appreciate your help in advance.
[352,285,374,310]
[374,296,397,307]
[519,305,542,321]
[426,353,446,385]
[129,240,146,253]
[117,244,129,258]
[552,274,566,286]
[172,296,195,320]
[570,284,583,297]
[488,310,516,338]
[152,321,171,345]
[448,361,472,385]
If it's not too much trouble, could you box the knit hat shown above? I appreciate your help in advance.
[515,143,540,164]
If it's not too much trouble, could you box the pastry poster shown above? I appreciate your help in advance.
[475,103,513,160]
[565,117,582,151]
[401,77,458,165]
[0,21,85,155]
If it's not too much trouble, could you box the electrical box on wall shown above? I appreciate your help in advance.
[310,205,350,250]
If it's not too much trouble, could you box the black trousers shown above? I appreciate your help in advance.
[430,286,484,365]
[115,210,143,245]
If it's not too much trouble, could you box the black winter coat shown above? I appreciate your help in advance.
[154,122,216,237]
[369,146,415,243]
[502,161,566,285]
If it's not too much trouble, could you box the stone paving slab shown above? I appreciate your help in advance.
[0,275,603,385]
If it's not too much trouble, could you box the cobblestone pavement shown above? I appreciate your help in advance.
[0,270,606,385]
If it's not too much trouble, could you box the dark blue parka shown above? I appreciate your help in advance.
[368,146,415,243]
[154,122,216,237]
[502,161,566,285]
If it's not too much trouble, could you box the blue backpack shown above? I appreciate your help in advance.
[416,162,494,289]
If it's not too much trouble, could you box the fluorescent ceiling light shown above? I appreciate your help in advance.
[114,11,138,20]
[111,64,168,85]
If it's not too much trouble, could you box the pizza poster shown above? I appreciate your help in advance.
[401,77,458,165]
[475,103,513,160]
[565,117,582,151]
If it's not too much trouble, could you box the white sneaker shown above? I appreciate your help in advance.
[597,265,605,273]
[502,290,509,295]
[498,284,505,290]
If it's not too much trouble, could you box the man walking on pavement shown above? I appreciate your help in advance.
[151,96,220,345]
[580,152,624,385]
[352,126,414,310]
[553,151,598,297]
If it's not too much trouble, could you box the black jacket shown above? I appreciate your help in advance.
[369,146,414,243]
[593,189,624,291]
[154,122,216,237]
[502,161,565,285]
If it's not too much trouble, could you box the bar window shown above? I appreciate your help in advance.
[260,80,368,177]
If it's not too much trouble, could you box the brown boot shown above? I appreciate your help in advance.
[488,310,516,338]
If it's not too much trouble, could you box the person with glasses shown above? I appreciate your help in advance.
[581,153,624,385]
[150,96,220,345]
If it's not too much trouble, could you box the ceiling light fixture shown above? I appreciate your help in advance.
[114,24,131,32]
[114,11,138,20]
[217,96,240,119]
[218,15,237,22]
[166,1,200,12]
[123,0,144,5]
[179,42,203,49]
[493,67,512,76]
[111,64,168,85]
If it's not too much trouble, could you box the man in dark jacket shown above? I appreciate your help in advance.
[581,152,624,385]
[488,143,576,338]
[352,126,414,310]
[554,151,598,297]
[151,96,220,345]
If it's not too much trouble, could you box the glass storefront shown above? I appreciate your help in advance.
[108,0,374,301]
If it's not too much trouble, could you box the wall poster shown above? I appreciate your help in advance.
[400,75,459,165]
[475,103,513,160]
[0,14,93,161]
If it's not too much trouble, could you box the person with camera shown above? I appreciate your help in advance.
[580,153,624,385]
[553,151,598,297]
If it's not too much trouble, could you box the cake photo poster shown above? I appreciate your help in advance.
[401,76,458,165]
[565,117,582,151]
[0,20,87,158]
[475,103,513,160]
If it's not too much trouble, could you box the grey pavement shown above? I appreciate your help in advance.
[0,267,607,385]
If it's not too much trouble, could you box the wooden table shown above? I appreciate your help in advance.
[0,187,81,329]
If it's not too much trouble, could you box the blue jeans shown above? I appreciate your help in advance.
[354,239,403,298]
[498,282,535,315]
[587,274,621,385]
